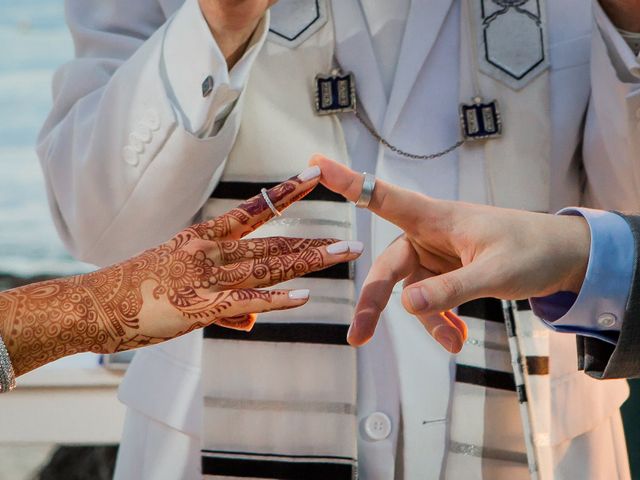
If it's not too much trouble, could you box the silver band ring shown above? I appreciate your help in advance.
[261,188,282,217]
[355,172,376,208]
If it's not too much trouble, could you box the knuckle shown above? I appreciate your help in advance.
[439,274,464,301]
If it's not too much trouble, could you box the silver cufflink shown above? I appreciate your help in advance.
[202,75,214,97]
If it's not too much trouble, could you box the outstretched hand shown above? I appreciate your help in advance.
[0,166,363,376]
[311,156,590,354]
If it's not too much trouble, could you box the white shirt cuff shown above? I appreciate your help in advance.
[162,0,269,137]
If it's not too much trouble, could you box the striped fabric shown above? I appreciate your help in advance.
[201,181,357,479]
[446,299,551,479]
[196,0,557,476]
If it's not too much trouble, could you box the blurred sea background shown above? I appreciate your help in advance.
[0,4,117,477]
[0,0,639,478]
[0,0,91,281]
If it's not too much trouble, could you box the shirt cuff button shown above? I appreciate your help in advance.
[597,313,617,328]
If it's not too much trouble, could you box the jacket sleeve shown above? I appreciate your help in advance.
[581,1,640,211]
[578,213,640,379]
[37,0,268,266]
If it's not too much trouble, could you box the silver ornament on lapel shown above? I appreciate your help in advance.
[459,96,502,141]
[314,70,357,115]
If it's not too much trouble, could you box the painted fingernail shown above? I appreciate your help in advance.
[288,289,310,300]
[297,166,321,182]
[407,287,428,312]
[326,241,350,254]
[433,324,462,353]
[347,241,364,254]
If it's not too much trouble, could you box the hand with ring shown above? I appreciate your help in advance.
[0,166,363,376]
[311,155,590,354]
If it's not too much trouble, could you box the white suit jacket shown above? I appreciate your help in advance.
[37,0,640,477]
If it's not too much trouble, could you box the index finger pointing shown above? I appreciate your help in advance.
[309,155,435,233]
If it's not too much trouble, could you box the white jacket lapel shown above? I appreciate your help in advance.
[383,0,455,135]
[332,0,387,130]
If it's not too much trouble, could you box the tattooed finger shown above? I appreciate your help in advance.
[208,240,364,289]
[207,289,310,331]
[193,237,338,265]
[215,314,257,331]
[185,167,322,241]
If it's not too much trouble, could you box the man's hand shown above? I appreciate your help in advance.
[311,156,590,354]
[600,0,640,32]
[199,0,276,68]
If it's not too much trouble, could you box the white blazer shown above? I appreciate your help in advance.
[37,0,640,478]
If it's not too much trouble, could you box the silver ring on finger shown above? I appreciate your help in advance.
[261,188,282,217]
[355,172,376,208]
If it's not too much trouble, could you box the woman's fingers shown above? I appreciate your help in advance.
[187,166,322,241]
[348,236,419,346]
[310,155,447,235]
[214,314,257,331]
[198,237,337,265]
[207,288,312,331]
[209,240,363,290]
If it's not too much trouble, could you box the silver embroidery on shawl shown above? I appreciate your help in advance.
[472,0,550,90]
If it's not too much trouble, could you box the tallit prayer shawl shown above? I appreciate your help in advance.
[200,1,555,478]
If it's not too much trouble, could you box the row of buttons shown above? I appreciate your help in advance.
[122,109,161,166]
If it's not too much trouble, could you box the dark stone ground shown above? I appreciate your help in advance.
[36,446,118,480]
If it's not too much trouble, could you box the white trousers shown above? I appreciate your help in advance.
[114,406,631,480]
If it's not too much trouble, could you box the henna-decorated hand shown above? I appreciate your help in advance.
[0,167,363,376]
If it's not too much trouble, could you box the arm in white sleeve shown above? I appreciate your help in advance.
[37,0,268,266]
[582,1,640,210]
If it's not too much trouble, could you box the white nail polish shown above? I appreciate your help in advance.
[348,241,364,254]
[297,165,321,182]
[288,289,310,300]
[326,241,350,254]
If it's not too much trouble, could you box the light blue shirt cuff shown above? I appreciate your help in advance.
[530,208,634,345]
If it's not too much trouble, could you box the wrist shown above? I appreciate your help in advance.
[557,216,590,294]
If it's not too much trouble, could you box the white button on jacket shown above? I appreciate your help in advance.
[363,412,392,441]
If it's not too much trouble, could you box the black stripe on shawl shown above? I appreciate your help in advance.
[526,356,550,375]
[458,298,531,323]
[456,365,516,391]
[204,323,349,345]
[201,454,355,479]
[210,182,346,203]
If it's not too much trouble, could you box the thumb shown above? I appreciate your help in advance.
[401,263,488,316]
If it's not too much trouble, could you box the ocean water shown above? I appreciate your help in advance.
[0,0,92,277]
